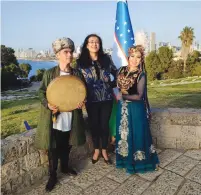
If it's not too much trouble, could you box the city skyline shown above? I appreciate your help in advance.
[11,29,201,55]
[2,1,201,50]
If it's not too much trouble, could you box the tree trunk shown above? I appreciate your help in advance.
[182,46,189,73]
[183,59,186,72]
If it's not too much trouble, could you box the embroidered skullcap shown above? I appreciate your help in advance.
[52,37,75,54]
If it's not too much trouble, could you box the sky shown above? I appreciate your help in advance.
[1,1,201,51]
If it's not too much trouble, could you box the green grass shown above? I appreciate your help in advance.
[1,83,201,138]
[1,98,40,138]
[1,90,37,96]
[149,76,201,86]
[148,83,201,108]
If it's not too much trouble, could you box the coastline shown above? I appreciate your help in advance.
[17,58,57,62]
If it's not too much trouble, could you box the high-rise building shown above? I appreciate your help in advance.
[135,30,149,55]
[27,48,33,58]
[150,32,156,52]
[14,48,19,58]
[193,41,199,51]
[20,50,27,58]
[76,46,81,55]
[159,42,171,47]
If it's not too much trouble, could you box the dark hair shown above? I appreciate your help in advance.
[78,34,106,69]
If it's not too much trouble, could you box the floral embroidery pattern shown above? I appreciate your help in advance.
[117,101,129,157]
[149,144,156,154]
[80,67,113,102]
[133,151,146,161]
[117,67,140,94]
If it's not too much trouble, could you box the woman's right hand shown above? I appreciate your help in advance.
[48,103,58,113]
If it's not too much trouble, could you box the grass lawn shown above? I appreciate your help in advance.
[148,83,201,108]
[149,76,201,85]
[1,82,201,138]
[1,98,40,138]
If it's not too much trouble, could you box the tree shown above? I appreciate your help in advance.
[30,75,37,83]
[1,67,21,90]
[36,68,46,81]
[145,51,162,81]
[19,63,32,78]
[71,58,77,68]
[1,45,21,90]
[178,26,195,72]
[1,45,18,67]
[3,63,21,74]
[189,50,201,64]
[164,60,183,79]
[192,62,201,76]
[158,46,173,71]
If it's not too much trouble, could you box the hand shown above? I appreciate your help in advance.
[48,103,58,113]
[116,92,122,101]
[104,76,109,82]
[52,109,58,114]
[121,89,128,95]
[148,113,152,120]
[77,100,86,109]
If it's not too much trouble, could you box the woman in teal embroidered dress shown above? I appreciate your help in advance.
[116,45,159,174]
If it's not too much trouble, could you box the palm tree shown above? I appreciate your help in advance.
[178,26,195,72]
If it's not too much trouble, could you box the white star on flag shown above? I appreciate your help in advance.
[112,0,135,68]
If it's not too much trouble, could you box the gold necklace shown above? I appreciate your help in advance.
[125,66,139,78]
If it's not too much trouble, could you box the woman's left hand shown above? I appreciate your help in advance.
[116,92,123,101]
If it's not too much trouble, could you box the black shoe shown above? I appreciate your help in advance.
[104,158,113,165]
[45,176,57,192]
[92,158,99,164]
[92,151,100,164]
[61,168,77,176]
[101,153,113,165]
[67,168,77,175]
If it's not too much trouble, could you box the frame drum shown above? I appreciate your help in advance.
[46,75,86,112]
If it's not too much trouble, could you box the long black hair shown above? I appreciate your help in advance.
[78,34,107,69]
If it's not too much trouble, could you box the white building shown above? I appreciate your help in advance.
[104,48,112,55]
[193,41,200,51]
[158,42,171,48]
[150,32,156,52]
[76,46,81,55]
[135,30,149,55]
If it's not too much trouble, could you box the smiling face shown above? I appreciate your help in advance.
[128,51,142,68]
[86,36,100,54]
[56,48,73,65]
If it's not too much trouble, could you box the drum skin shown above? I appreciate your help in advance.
[46,75,86,112]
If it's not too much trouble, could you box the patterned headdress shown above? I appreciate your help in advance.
[52,37,75,54]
